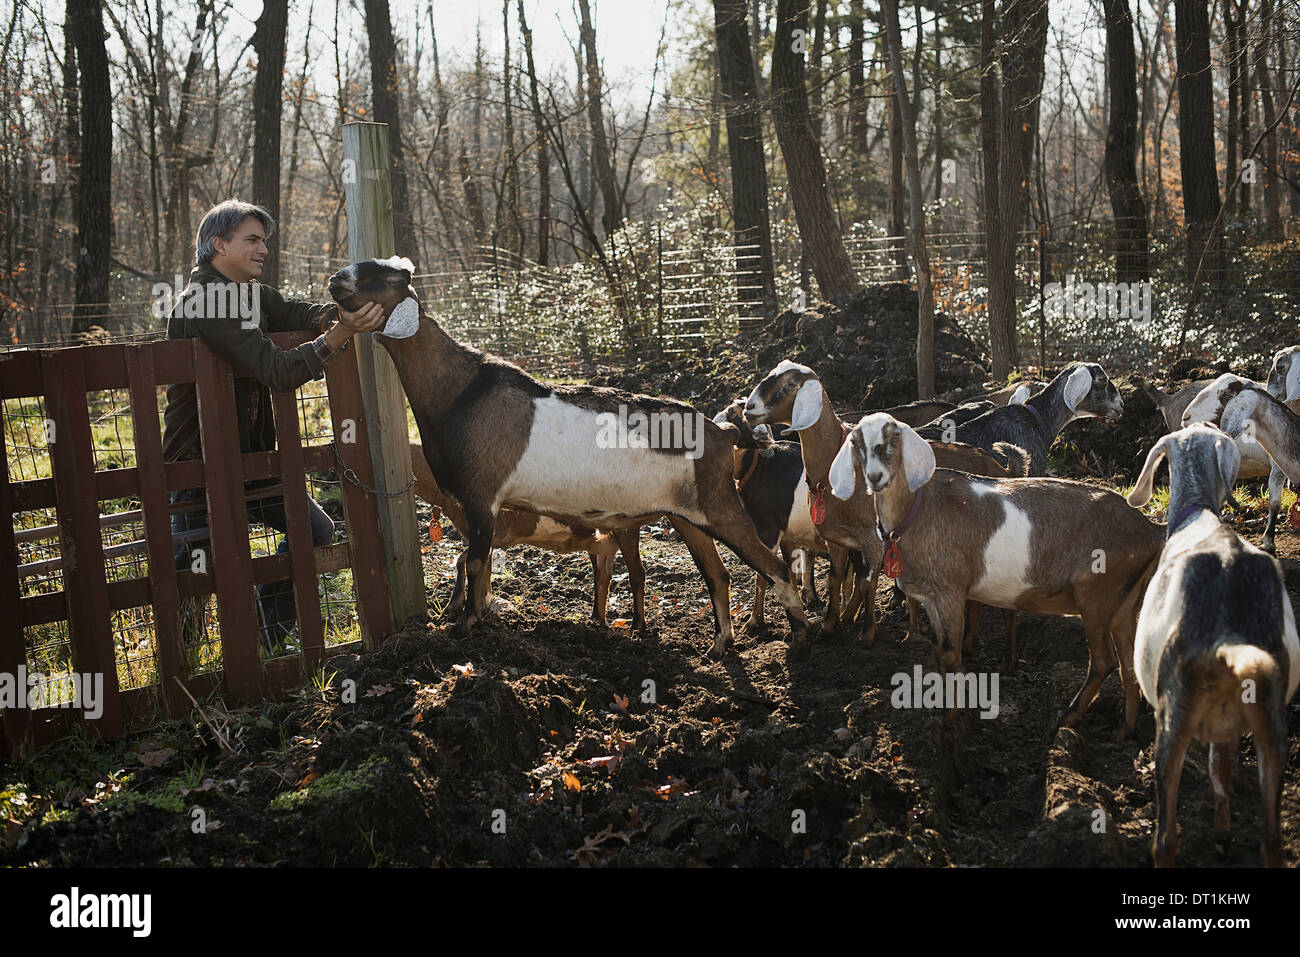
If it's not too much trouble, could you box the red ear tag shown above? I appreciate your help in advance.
[810,488,826,525]
[1289,500,1300,530]
[430,520,444,543]
[882,540,902,579]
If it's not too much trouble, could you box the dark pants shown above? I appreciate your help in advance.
[171,486,335,649]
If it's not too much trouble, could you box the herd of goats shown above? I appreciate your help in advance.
[326,256,1300,866]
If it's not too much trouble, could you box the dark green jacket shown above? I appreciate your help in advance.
[161,262,339,466]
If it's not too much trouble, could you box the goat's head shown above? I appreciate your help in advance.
[830,413,935,499]
[712,399,767,449]
[744,360,823,429]
[1057,361,1124,421]
[328,256,421,338]
[1266,346,1300,403]
[1127,423,1241,512]
[1181,373,1259,432]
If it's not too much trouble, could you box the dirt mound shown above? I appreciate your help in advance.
[592,282,989,415]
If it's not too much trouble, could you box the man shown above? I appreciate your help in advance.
[161,199,385,652]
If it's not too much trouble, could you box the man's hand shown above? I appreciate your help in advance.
[336,301,386,335]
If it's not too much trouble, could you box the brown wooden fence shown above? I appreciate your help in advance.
[0,331,397,760]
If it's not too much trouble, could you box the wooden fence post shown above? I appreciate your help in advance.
[341,121,425,632]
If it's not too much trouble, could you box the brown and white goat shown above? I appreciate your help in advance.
[329,257,810,659]
[744,361,882,644]
[1127,424,1299,866]
[410,443,645,630]
[830,413,1165,737]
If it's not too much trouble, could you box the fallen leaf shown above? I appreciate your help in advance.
[452,662,476,676]
[562,771,582,792]
[612,694,629,713]
[832,727,853,742]
[137,747,175,768]
[609,618,631,629]
[584,755,620,775]
[364,683,394,698]
[297,772,320,790]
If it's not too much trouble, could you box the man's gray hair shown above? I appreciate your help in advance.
[194,200,275,265]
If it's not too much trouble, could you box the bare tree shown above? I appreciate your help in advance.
[715,0,778,317]
[363,0,413,246]
[252,0,288,287]
[1103,0,1151,281]
[517,0,551,265]
[577,0,622,236]
[1175,0,1224,282]
[771,0,860,299]
[66,0,111,337]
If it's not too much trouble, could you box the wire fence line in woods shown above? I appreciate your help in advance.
[6,220,1300,378]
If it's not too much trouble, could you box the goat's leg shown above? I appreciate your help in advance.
[855,564,879,648]
[451,507,496,638]
[1003,610,1018,673]
[701,506,811,660]
[1262,463,1286,554]
[821,545,849,638]
[904,596,922,642]
[590,548,613,627]
[1208,739,1234,849]
[1152,699,1194,867]
[962,601,981,650]
[1245,687,1288,867]
[613,527,647,633]
[1060,611,1120,729]
[743,572,768,636]
[668,517,734,659]
[445,551,468,621]
[1108,577,1149,740]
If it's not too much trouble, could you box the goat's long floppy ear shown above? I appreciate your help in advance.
[1287,363,1300,402]
[1008,384,1030,405]
[380,297,421,339]
[829,433,858,499]
[1219,390,1259,439]
[1127,437,1169,506]
[1214,432,1241,494]
[899,422,937,492]
[1063,364,1093,412]
[789,378,825,430]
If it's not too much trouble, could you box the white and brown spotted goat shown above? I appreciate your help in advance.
[829,413,1165,736]
[328,257,811,659]
[1127,424,1299,866]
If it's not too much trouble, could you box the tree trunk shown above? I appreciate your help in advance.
[1257,0,1280,229]
[1235,0,1251,212]
[363,0,414,247]
[887,69,909,279]
[809,0,828,142]
[517,0,550,265]
[848,0,869,154]
[1223,0,1239,215]
[882,0,935,398]
[67,0,112,338]
[501,0,522,252]
[981,0,1011,377]
[1103,0,1151,282]
[1174,0,1224,283]
[577,0,622,237]
[715,0,779,317]
[771,0,860,299]
[251,0,287,288]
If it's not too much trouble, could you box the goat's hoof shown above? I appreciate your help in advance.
[1058,709,1083,730]
[707,638,729,660]
[1111,723,1136,743]
[1003,655,1018,675]
[448,620,474,640]
[857,627,877,649]
[786,636,811,662]
[740,615,766,638]
[1262,540,1277,555]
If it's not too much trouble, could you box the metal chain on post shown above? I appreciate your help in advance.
[330,441,416,498]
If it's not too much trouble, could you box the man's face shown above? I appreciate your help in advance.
[211,216,267,282]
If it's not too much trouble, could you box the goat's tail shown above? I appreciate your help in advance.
[1217,643,1282,689]
[992,441,1032,478]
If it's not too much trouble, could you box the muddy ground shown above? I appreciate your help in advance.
[5,509,1300,868]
